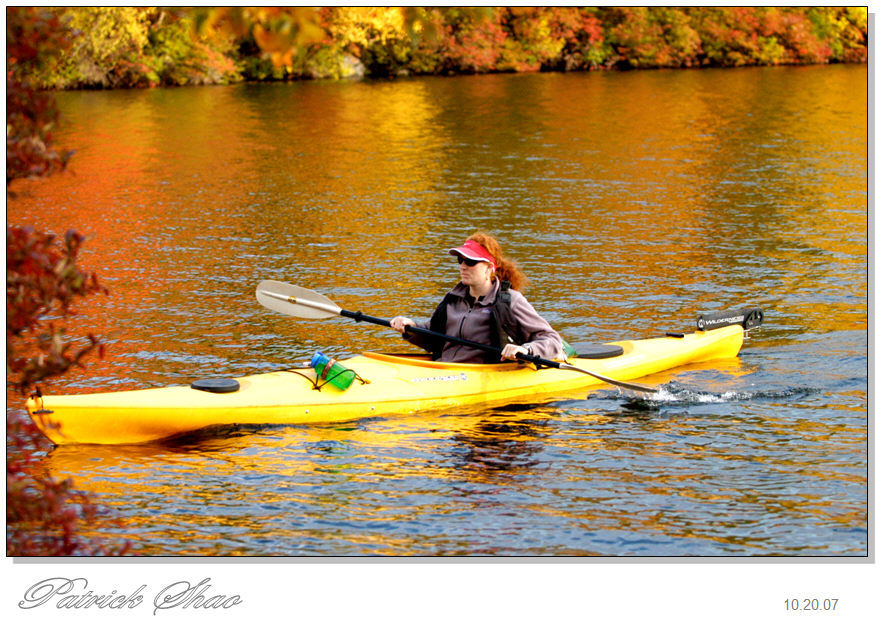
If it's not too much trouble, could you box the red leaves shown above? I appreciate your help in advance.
[5,227,123,555]
[6,8,125,558]
[6,7,73,186]
[6,411,131,556]
[6,79,72,185]
[5,7,70,67]
[6,226,108,394]
[388,7,866,76]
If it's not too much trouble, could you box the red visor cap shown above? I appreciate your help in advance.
[448,239,496,269]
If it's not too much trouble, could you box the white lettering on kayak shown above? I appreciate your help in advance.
[411,373,468,383]
[698,314,744,329]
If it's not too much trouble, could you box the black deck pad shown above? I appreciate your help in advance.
[576,344,625,359]
[191,378,241,393]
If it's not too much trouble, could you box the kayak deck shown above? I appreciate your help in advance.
[26,325,745,445]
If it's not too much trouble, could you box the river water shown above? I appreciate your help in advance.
[6,65,867,562]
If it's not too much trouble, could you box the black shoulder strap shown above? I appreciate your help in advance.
[430,283,520,363]
[489,281,521,359]
[427,293,456,360]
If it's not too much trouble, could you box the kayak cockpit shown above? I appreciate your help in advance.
[362,351,523,371]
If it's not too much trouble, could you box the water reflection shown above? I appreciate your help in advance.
[7,64,866,556]
[36,381,866,556]
[451,414,549,475]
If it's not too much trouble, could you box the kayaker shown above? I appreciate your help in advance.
[390,232,564,363]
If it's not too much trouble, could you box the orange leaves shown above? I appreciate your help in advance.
[196,7,327,68]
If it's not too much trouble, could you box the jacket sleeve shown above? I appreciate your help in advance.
[510,292,564,360]
[401,318,435,353]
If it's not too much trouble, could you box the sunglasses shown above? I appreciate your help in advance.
[457,256,483,267]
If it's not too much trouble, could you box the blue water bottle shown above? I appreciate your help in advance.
[310,352,355,390]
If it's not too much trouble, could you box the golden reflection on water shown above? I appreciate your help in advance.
[7,65,866,555]
[35,378,866,556]
[9,67,866,338]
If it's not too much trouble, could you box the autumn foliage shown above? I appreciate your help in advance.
[6,227,107,393]
[5,226,118,556]
[7,7,120,556]
[9,6,869,89]
[6,7,73,184]
[7,415,129,556]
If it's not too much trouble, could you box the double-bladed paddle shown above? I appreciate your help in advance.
[255,280,659,394]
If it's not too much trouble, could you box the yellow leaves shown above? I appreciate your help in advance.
[845,7,867,30]
[60,7,151,63]
[328,7,408,48]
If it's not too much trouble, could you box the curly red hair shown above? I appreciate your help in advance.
[467,232,528,291]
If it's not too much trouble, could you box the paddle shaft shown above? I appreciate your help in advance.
[261,289,554,365]
[342,308,560,365]
[259,288,658,393]
[347,309,659,392]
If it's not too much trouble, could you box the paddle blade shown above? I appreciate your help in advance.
[256,280,341,319]
[558,362,659,393]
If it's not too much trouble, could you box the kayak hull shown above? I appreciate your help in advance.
[26,325,745,445]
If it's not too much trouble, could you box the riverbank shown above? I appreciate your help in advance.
[17,7,869,90]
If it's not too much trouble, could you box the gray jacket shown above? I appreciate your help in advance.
[403,280,564,363]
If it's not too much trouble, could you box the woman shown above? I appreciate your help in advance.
[390,232,564,363]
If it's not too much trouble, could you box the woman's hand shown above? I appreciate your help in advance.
[501,344,529,361]
[390,316,416,334]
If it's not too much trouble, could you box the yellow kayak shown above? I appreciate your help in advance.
[26,324,746,445]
